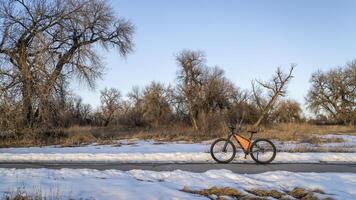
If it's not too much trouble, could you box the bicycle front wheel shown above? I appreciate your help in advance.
[210,138,236,163]
[250,139,276,164]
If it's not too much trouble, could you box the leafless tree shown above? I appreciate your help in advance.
[176,50,244,130]
[271,99,303,123]
[306,62,355,124]
[176,50,205,130]
[199,67,241,130]
[0,0,134,127]
[252,65,295,127]
[100,88,122,127]
[119,86,146,127]
[142,82,172,127]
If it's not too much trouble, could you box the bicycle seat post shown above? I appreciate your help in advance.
[229,125,236,134]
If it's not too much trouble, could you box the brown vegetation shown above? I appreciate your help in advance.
[246,189,284,199]
[256,123,356,141]
[1,123,354,148]
[182,186,332,200]
[1,185,59,200]
[181,186,242,199]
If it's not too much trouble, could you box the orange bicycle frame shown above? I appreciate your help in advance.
[233,134,251,152]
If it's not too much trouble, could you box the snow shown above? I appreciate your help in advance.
[1,135,355,199]
[0,168,355,199]
[0,152,356,163]
[1,135,355,163]
[275,134,356,152]
[0,140,209,154]
[0,135,356,163]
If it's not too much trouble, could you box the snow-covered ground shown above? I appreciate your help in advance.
[1,134,355,163]
[274,134,356,152]
[1,168,355,199]
[1,135,355,199]
[1,152,356,163]
[0,140,210,154]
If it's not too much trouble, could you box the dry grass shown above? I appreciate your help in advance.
[0,123,355,147]
[288,187,310,199]
[2,184,62,200]
[3,194,41,200]
[255,123,356,142]
[287,187,326,200]
[112,123,356,142]
[300,136,345,144]
[181,186,242,199]
[182,186,332,200]
[246,189,284,199]
[2,187,43,200]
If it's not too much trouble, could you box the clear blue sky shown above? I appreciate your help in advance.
[73,0,356,112]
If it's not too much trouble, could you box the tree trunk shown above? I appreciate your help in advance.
[21,85,33,128]
[191,116,198,131]
[19,56,34,128]
[187,103,199,130]
[39,94,51,128]
[253,92,280,128]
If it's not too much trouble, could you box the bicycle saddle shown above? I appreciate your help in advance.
[247,128,258,134]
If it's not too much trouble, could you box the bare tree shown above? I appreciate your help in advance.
[199,67,240,130]
[176,50,205,130]
[120,86,146,127]
[271,99,303,123]
[0,0,134,127]
[306,62,355,124]
[252,65,295,127]
[176,50,244,130]
[0,91,21,130]
[142,82,172,127]
[100,88,122,127]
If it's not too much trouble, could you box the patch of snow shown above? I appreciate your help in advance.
[2,134,355,155]
[322,134,356,142]
[0,168,354,199]
[0,140,209,154]
[1,136,356,163]
[273,134,356,152]
[0,152,355,163]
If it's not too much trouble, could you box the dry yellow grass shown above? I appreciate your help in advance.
[255,123,356,141]
[246,189,284,199]
[181,186,242,198]
[0,123,355,147]
[3,184,61,200]
[182,186,330,200]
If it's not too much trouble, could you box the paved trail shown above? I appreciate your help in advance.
[0,162,355,173]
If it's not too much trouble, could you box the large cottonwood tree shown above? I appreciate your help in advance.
[0,0,134,127]
[306,62,355,124]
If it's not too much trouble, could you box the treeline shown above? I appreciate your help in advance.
[2,49,354,132]
[0,1,355,133]
[68,53,356,130]
[93,50,298,130]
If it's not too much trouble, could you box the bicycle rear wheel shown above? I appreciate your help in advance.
[210,138,236,163]
[250,139,276,164]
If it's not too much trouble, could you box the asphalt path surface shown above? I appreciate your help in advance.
[0,162,355,173]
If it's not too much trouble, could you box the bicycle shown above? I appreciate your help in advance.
[210,125,276,164]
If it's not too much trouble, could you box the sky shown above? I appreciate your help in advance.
[73,0,356,112]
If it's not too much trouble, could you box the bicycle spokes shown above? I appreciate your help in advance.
[250,140,276,163]
[210,138,236,163]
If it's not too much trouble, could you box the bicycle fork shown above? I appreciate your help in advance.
[222,140,229,152]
